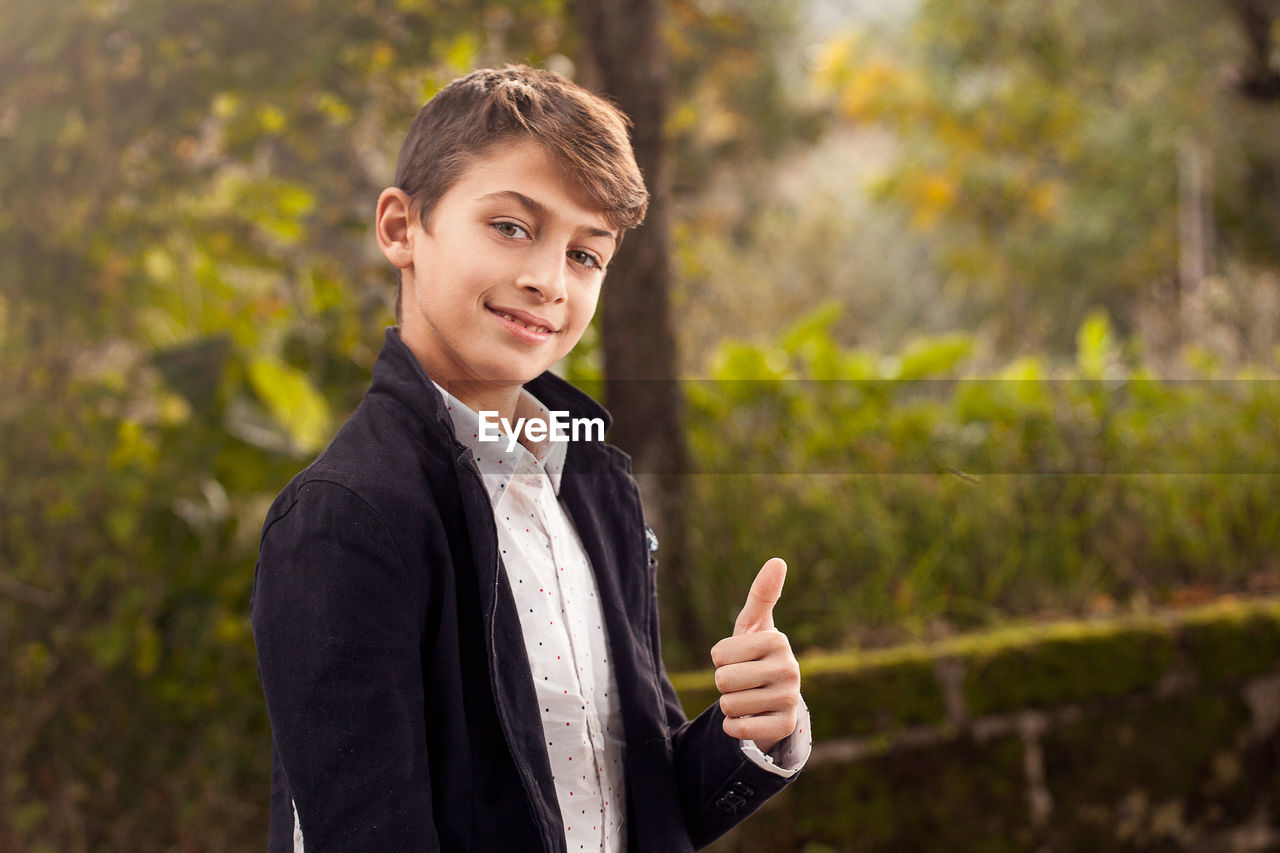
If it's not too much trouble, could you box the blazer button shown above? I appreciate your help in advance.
[724,791,748,810]
[715,796,738,814]
[731,781,755,799]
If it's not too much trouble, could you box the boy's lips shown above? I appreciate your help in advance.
[488,306,558,340]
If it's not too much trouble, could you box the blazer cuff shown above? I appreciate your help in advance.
[739,695,812,778]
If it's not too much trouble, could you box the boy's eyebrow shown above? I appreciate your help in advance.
[477,190,615,240]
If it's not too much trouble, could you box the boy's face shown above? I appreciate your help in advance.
[380,139,616,402]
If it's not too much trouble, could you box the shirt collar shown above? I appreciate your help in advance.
[431,381,568,502]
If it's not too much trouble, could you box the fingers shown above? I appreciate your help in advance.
[717,680,802,719]
[732,557,787,637]
[720,710,799,745]
[710,629,793,669]
[712,631,801,740]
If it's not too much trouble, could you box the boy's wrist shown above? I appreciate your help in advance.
[737,696,812,777]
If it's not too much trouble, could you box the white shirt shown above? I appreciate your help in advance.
[433,383,810,852]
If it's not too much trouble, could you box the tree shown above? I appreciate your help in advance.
[572,0,827,663]
[577,0,704,654]
[816,0,1280,355]
[1227,0,1280,101]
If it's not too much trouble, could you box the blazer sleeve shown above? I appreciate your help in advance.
[645,551,801,850]
[251,479,439,851]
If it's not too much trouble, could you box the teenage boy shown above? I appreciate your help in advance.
[251,65,810,852]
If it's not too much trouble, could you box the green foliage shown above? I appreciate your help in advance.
[668,304,1280,666]
[0,0,571,847]
[1180,601,1280,683]
[962,622,1175,717]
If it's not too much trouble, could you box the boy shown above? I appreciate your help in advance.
[251,65,809,852]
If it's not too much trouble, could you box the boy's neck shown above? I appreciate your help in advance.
[395,325,526,425]
[437,380,523,427]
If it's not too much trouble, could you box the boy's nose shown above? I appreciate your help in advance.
[515,247,568,303]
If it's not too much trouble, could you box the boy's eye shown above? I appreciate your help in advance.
[569,249,603,270]
[492,221,530,239]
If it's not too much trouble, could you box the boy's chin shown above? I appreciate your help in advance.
[496,349,574,383]
[471,360,559,386]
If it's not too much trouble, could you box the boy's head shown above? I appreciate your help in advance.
[390,65,649,320]
[375,65,648,403]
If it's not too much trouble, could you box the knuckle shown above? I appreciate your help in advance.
[772,661,799,684]
[764,633,790,658]
[714,667,731,693]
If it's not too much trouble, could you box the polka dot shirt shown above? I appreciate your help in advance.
[436,384,626,852]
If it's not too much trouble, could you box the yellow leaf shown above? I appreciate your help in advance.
[908,172,957,230]
[1028,180,1063,219]
[444,34,479,73]
[370,40,395,73]
[212,91,239,119]
[810,32,863,91]
[838,60,902,120]
[246,357,332,453]
[111,419,159,469]
[256,103,286,134]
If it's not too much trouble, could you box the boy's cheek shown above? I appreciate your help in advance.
[561,312,599,352]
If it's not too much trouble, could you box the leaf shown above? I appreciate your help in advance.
[1076,308,1115,378]
[897,333,974,379]
[246,356,332,454]
[88,623,128,669]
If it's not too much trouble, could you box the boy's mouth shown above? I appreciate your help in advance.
[488,307,556,335]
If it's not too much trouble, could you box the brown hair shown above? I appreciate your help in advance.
[391,65,649,317]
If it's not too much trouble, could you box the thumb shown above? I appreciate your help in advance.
[733,557,787,637]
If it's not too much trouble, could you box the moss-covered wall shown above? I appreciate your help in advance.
[672,598,1280,852]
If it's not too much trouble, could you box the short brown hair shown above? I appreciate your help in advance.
[391,65,649,316]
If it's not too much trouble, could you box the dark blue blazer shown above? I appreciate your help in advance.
[250,328,796,851]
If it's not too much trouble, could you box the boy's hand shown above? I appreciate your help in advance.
[710,558,801,754]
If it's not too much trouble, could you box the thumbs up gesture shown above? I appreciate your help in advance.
[710,558,802,754]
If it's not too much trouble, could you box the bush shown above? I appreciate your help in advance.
[672,304,1280,664]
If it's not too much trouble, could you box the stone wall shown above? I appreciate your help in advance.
[672,599,1280,851]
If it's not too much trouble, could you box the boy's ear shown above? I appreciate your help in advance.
[375,187,416,271]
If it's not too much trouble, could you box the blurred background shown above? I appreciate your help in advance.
[3,0,1279,849]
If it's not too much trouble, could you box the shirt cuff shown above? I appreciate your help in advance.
[739,695,812,778]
